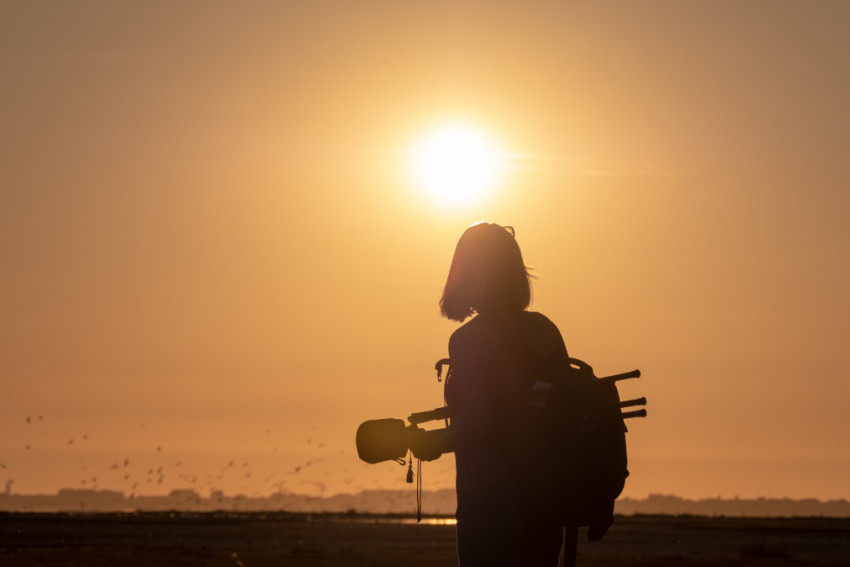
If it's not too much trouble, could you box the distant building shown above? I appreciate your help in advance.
[169,489,201,503]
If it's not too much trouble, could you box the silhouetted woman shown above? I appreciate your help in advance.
[440,222,569,566]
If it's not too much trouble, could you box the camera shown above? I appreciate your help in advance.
[356,407,453,464]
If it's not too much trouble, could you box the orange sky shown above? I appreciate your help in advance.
[2,1,848,502]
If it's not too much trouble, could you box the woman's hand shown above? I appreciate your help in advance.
[409,427,451,461]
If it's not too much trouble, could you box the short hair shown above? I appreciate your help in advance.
[440,222,532,322]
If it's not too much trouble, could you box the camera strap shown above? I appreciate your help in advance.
[404,449,423,522]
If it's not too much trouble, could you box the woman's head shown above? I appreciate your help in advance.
[440,222,532,322]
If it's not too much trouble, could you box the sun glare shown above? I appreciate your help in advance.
[409,122,503,207]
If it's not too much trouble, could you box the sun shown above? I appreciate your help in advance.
[408,122,504,207]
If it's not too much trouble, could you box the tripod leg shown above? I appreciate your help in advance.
[562,526,577,567]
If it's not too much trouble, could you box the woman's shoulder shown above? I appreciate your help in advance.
[449,310,561,343]
[519,310,562,334]
[448,315,488,347]
[520,311,568,358]
[448,310,568,364]
[447,314,509,359]
[520,310,557,326]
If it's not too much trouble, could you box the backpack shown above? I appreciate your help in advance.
[501,355,645,537]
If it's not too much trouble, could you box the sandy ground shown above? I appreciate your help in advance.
[2,512,849,566]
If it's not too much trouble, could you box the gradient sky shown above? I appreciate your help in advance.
[2,1,848,502]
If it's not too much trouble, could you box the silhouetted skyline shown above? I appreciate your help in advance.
[3,488,850,519]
